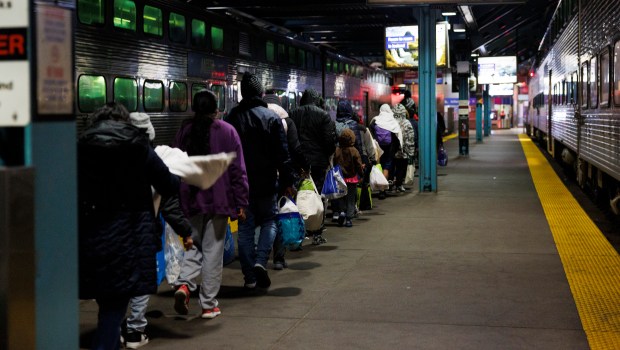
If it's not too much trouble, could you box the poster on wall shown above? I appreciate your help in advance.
[384,23,447,69]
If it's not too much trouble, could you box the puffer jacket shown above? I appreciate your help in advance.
[334,128,363,179]
[78,120,180,299]
[289,90,336,169]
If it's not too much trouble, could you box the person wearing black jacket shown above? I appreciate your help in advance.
[225,73,296,290]
[288,88,337,245]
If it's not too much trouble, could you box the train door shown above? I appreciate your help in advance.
[547,70,554,155]
[362,91,369,126]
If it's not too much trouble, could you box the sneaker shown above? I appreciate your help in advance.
[312,234,327,245]
[244,281,257,289]
[331,213,339,222]
[396,185,407,193]
[253,264,271,288]
[125,332,149,349]
[337,212,345,226]
[344,219,353,227]
[273,260,288,270]
[173,284,190,315]
[201,307,221,319]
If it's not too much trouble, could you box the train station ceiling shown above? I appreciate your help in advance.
[188,0,559,71]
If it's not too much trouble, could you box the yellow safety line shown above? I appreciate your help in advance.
[519,134,620,349]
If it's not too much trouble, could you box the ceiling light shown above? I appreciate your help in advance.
[453,23,466,33]
[441,11,457,16]
[471,53,479,57]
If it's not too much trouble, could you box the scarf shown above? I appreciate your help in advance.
[372,104,403,147]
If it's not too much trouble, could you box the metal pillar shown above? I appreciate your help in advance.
[476,103,483,142]
[418,6,437,192]
[483,85,491,136]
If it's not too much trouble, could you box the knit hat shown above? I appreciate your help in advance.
[129,112,155,141]
[300,88,320,107]
[192,89,218,115]
[262,94,281,107]
[240,72,264,99]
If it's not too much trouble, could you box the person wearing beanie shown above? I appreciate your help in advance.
[226,75,296,290]
[171,89,249,318]
[288,88,337,245]
[129,112,156,141]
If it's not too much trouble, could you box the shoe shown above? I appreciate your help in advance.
[312,234,327,245]
[337,212,345,226]
[331,213,339,222]
[201,307,221,319]
[174,284,190,315]
[244,281,257,289]
[273,260,288,270]
[396,185,406,193]
[120,334,125,347]
[253,264,271,288]
[125,332,149,349]
[344,219,353,227]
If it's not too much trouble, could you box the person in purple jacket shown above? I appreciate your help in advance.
[171,90,249,319]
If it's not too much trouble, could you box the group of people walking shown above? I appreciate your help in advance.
[77,72,424,349]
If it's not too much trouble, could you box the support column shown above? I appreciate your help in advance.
[418,6,437,192]
[483,85,491,136]
[476,102,483,142]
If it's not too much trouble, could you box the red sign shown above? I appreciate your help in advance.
[0,28,27,60]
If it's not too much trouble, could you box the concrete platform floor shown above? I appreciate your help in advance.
[80,129,589,349]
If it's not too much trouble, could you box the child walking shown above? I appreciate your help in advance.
[334,128,365,227]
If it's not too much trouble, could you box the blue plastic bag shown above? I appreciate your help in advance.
[321,164,347,199]
[155,215,166,285]
[438,146,448,167]
[223,224,235,265]
[276,197,306,249]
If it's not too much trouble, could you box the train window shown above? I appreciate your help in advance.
[143,80,164,112]
[78,75,107,113]
[113,77,138,112]
[78,0,105,26]
[113,0,135,31]
[169,12,186,44]
[191,19,206,47]
[561,80,566,105]
[169,81,187,112]
[143,5,163,37]
[277,44,286,63]
[266,41,275,62]
[614,41,620,106]
[191,84,207,108]
[571,71,578,104]
[314,54,321,71]
[211,85,226,112]
[600,48,610,107]
[288,47,296,65]
[590,57,598,108]
[298,49,305,68]
[288,92,297,110]
[326,59,332,73]
[581,62,588,109]
[211,26,224,51]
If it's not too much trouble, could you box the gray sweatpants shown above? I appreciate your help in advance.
[173,214,228,310]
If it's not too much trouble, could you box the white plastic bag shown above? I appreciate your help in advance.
[369,165,389,191]
[296,176,324,232]
[404,164,415,186]
[164,223,184,285]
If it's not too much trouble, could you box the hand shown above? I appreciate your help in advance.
[237,207,247,222]
[283,186,297,199]
[182,236,194,250]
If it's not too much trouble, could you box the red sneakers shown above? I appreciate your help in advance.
[201,307,221,319]
[174,285,190,315]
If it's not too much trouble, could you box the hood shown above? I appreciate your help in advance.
[267,103,288,119]
[336,100,353,121]
[338,128,356,147]
[392,104,408,120]
[300,89,321,107]
[79,120,146,148]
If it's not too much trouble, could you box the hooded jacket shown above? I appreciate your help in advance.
[336,100,364,157]
[78,120,180,299]
[392,104,416,158]
[334,128,364,179]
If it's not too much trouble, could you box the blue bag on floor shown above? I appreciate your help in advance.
[155,215,166,285]
[223,224,235,266]
[438,146,448,167]
[276,196,306,249]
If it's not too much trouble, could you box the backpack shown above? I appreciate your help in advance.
[335,120,348,137]
[374,125,392,147]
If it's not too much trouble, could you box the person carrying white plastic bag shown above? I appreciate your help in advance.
[370,164,389,191]
[296,175,325,234]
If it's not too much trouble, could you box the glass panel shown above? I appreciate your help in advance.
[211,85,226,112]
[144,80,164,111]
[113,0,136,31]
[581,62,588,108]
[113,77,138,112]
[326,59,332,73]
[590,57,598,108]
[600,49,610,107]
[277,44,286,62]
[211,26,224,50]
[614,41,620,106]
[288,46,296,65]
[266,41,275,62]
[572,71,578,105]
[192,84,207,106]
[169,81,188,112]
[191,19,206,46]
[78,75,106,113]
[78,0,105,25]
[169,12,186,43]
[143,5,163,37]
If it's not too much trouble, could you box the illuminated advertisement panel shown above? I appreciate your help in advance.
[489,83,515,96]
[477,56,517,84]
[384,23,447,69]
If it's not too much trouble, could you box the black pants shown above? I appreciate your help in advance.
[393,158,408,187]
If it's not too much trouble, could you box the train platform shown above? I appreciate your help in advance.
[79,129,620,349]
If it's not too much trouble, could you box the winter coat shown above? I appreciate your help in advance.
[335,100,364,157]
[393,104,416,158]
[334,128,364,179]
[173,119,249,218]
[226,97,295,198]
[289,96,337,169]
[78,120,180,300]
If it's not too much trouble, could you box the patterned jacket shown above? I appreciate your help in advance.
[392,104,416,158]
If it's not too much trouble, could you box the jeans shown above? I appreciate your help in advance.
[93,296,130,350]
[337,183,358,219]
[237,195,278,284]
[126,295,149,333]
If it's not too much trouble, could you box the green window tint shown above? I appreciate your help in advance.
[288,47,296,65]
[266,41,275,62]
[191,19,206,47]
[211,85,226,112]
[169,12,186,43]
[192,84,207,106]
[169,81,188,112]
[297,49,305,68]
[278,44,286,62]
[78,0,105,25]
[143,5,163,37]
[78,75,106,113]
[211,26,224,50]
[113,0,136,31]
[144,80,164,111]
[113,77,138,112]
[326,59,332,73]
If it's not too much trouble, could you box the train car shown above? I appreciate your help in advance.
[526,0,620,212]
[75,0,391,146]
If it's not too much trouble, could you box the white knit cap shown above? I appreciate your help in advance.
[129,112,155,141]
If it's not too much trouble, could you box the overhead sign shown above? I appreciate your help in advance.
[384,23,447,69]
[0,1,30,126]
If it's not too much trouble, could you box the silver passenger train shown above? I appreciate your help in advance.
[75,0,391,145]
[526,0,620,212]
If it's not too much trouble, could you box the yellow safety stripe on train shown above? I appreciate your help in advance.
[519,133,620,349]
